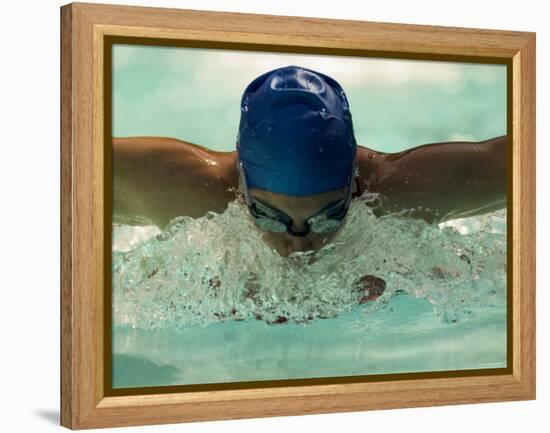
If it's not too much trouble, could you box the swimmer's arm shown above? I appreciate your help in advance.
[357,135,507,223]
[113,137,239,229]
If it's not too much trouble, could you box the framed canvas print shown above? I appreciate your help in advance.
[60,2,536,430]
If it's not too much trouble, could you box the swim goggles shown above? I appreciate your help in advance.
[237,160,357,237]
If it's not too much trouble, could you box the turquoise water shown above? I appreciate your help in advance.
[111,45,507,388]
[113,45,506,153]
[112,196,507,387]
[113,297,505,388]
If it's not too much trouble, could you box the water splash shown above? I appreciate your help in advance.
[112,194,506,330]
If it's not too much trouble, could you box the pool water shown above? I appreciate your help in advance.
[112,194,507,388]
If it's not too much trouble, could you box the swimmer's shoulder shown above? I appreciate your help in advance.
[356,145,389,188]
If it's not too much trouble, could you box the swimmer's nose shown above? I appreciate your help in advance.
[286,234,313,251]
[289,220,308,236]
[288,227,309,237]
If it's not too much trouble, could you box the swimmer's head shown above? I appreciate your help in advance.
[235,65,358,255]
[236,65,358,197]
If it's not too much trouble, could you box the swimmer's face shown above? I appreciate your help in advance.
[248,187,348,257]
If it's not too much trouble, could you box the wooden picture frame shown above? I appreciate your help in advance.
[60,1,536,429]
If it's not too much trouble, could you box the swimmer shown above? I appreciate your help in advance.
[113,65,506,260]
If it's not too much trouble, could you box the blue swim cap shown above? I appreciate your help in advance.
[236,65,357,196]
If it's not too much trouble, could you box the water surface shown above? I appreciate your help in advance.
[112,195,507,387]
